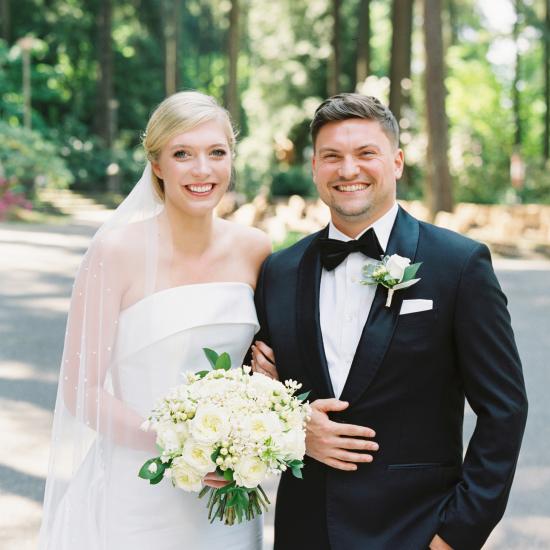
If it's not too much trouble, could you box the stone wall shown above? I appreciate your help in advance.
[220,194,550,258]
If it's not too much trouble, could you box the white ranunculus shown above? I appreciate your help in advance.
[233,455,268,489]
[386,254,411,281]
[277,429,306,461]
[181,440,215,476]
[189,405,230,444]
[156,423,184,454]
[170,457,203,492]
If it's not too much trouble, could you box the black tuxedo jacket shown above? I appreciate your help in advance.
[254,206,528,550]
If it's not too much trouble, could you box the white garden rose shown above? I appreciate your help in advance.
[181,440,215,476]
[170,457,203,492]
[156,422,184,454]
[386,254,411,281]
[277,429,306,461]
[233,455,268,488]
[242,412,283,442]
[189,405,230,444]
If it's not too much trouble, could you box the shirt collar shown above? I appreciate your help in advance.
[328,202,398,252]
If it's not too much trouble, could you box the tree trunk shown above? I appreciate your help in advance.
[163,0,180,96]
[423,0,453,216]
[227,0,240,127]
[95,0,114,148]
[543,0,549,161]
[513,0,522,148]
[389,0,413,124]
[355,0,370,87]
[1,0,10,43]
[328,0,341,96]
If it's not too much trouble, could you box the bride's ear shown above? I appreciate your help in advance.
[151,161,163,180]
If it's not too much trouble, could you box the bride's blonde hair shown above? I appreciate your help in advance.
[142,91,236,200]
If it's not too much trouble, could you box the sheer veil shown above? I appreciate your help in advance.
[38,162,170,548]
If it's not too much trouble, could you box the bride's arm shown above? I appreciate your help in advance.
[61,237,156,452]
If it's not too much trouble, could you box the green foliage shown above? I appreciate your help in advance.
[272,231,307,252]
[270,166,316,198]
[0,121,73,195]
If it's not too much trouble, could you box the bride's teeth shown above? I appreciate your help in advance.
[188,184,213,193]
[336,184,368,192]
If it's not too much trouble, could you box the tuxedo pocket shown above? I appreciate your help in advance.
[400,299,433,315]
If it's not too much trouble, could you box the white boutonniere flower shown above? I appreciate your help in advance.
[361,254,422,307]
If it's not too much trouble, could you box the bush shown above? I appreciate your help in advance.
[0,177,32,220]
[270,165,315,198]
[0,121,73,196]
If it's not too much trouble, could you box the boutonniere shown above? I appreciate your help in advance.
[361,254,422,307]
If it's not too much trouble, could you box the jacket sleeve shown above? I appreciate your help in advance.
[438,243,528,550]
[253,254,272,347]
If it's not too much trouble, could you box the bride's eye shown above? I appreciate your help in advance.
[211,149,227,158]
[174,150,190,159]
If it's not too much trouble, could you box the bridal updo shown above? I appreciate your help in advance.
[142,91,236,200]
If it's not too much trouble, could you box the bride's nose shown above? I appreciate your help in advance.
[190,153,212,178]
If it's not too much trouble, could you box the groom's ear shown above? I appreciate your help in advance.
[394,148,404,180]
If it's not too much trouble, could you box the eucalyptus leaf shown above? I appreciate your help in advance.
[203,348,219,369]
[402,262,422,282]
[296,390,311,402]
[291,466,303,479]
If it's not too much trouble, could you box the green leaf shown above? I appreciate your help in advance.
[149,473,164,485]
[215,352,232,371]
[291,465,303,479]
[223,469,234,481]
[203,348,219,369]
[296,390,311,402]
[402,262,422,283]
[138,458,165,480]
[195,370,210,379]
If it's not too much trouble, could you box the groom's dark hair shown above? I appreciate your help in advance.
[310,93,399,150]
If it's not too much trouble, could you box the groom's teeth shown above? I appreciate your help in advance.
[336,184,368,192]
[188,184,213,193]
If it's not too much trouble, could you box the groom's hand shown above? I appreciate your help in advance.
[429,534,453,550]
[306,399,378,471]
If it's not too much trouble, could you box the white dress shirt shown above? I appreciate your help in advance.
[319,203,399,398]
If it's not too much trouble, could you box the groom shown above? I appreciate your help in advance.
[254,94,528,549]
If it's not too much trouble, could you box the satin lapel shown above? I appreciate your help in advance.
[296,226,334,399]
[339,207,420,406]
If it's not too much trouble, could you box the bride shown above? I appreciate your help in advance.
[38,91,277,549]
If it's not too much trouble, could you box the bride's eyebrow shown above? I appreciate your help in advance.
[170,143,228,150]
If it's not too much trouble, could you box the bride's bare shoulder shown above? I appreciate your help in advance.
[218,219,271,264]
[89,221,151,266]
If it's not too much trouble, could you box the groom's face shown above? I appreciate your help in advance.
[312,118,404,235]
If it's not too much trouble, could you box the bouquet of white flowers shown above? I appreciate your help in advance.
[138,348,311,525]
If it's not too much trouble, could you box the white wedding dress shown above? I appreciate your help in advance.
[46,282,263,550]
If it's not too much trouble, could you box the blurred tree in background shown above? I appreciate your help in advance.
[0,0,549,218]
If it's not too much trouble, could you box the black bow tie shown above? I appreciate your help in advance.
[318,228,384,271]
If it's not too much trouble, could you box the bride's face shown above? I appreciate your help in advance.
[152,119,232,217]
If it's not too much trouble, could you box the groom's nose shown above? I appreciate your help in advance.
[338,154,360,179]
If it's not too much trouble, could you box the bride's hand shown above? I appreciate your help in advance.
[251,340,279,380]
[203,471,230,489]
